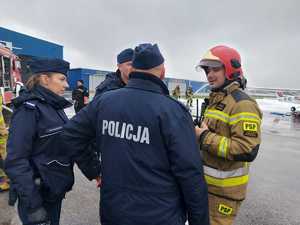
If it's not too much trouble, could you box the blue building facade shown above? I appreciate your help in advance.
[68,68,111,90]
[0,27,63,59]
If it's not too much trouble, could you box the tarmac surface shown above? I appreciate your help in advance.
[235,113,300,225]
[1,99,300,225]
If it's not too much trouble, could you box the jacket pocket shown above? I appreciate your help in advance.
[39,160,74,200]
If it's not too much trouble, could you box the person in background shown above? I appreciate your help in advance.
[186,86,194,107]
[172,85,181,100]
[72,79,89,113]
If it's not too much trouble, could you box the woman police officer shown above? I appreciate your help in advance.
[4,58,73,225]
[4,58,100,225]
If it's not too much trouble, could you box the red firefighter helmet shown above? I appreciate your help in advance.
[196,45,243,80]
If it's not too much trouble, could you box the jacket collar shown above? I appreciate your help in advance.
[223,82,240,94]
[126,72,169,95]
[12,89,43,108]
[209,82,240,104]
[106,70,126,87]
[33,85,72,109]
[116,69,126,86]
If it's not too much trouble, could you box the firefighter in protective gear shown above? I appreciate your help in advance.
[172,85,181,99]
[0,94,9,192]
[195,45,262,225]
[186,86,194,107]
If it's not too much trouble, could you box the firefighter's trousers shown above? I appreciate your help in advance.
[209,194,242,225]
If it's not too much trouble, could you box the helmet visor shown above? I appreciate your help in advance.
[195,59,223,72]
[198,59,223,68]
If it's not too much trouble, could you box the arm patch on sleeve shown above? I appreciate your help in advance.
[243,122,258,132]
[243,131,258,137]
[243,122,258,137]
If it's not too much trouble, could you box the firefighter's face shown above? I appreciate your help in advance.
[205,66,226,88]
[118,61,132,84]
[40,73,69,96]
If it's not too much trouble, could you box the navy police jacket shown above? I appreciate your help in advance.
[5,85,99,211]
[94,70,125,98]
[62,72,209,225]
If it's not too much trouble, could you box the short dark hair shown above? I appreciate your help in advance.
[77,79,84,84]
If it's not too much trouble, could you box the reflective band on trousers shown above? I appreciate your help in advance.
[204,165,249,187]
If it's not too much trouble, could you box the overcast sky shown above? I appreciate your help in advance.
[1,0,299,89]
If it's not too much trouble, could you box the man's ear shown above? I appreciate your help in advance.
[160,66,165,80]
[128,67,133,74]
[117,64,121,70]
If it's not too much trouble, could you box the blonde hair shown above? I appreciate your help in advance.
[25,72,53,90]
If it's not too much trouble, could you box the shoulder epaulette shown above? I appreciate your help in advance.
[23,101,37,110]
[231,89,253,103]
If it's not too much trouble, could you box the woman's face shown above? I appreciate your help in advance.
[40,73,69,96]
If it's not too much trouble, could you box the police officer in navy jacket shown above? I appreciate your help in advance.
[62,43,209,225]
[5,58,100,225]
[94,48,133,97]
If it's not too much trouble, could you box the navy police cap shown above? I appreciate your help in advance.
[132,43,164,70]
[117,48,134,64]
[28,58,70,76]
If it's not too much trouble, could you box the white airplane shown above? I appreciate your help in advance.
[276,91,300,104]
[275,91,300,117]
